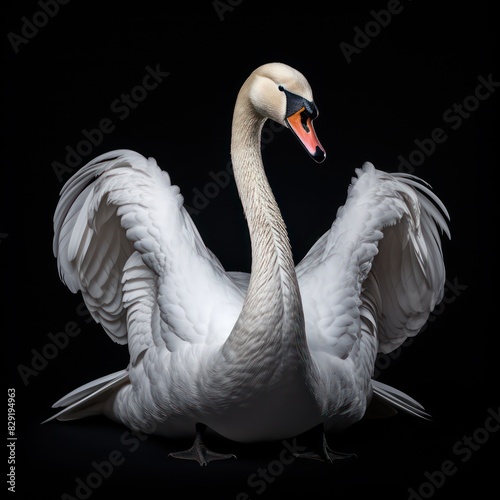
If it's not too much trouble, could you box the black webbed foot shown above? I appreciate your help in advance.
[168,423,236,466]
[292,424,356,464]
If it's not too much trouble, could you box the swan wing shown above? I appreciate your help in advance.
[54,150,244,360]
[297,162,450,367]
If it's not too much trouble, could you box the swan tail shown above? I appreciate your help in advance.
[369,380,431,421]
[42,369,129,424]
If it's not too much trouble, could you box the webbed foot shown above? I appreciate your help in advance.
[168,423,236,466]
[292,424,356,464]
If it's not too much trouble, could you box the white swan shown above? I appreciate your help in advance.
[46,63,449,465]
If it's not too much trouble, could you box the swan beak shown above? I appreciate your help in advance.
[286,107,326,163]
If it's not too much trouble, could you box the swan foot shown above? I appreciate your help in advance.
[293,447,355,463]
[292,424,356,464]
[168,423,236,466]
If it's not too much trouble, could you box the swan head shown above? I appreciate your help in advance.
[246,62,326,163]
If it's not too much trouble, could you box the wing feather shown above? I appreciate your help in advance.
[298,162,449,367]
[53,149,244,350]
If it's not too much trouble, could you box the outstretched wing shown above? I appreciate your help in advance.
[297,163,450,373]
[54,150,244,361]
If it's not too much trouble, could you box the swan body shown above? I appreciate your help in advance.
[47,63,449,459]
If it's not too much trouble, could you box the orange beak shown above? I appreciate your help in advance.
[286,107,326,163]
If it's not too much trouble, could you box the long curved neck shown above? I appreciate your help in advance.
[232,107,297,302]
[222,88,308,366]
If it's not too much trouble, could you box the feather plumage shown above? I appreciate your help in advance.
[48,64,449,456]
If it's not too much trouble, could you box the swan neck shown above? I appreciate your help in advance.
[232,106,297,298]
[225,89,306,358]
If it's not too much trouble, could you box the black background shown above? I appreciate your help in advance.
[3,0,498,498]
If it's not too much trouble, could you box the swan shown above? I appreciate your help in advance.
[46,62,450,465]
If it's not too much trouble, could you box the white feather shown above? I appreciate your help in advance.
[48,64,449,452]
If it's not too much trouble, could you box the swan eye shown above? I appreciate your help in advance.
[278,85,285,91]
